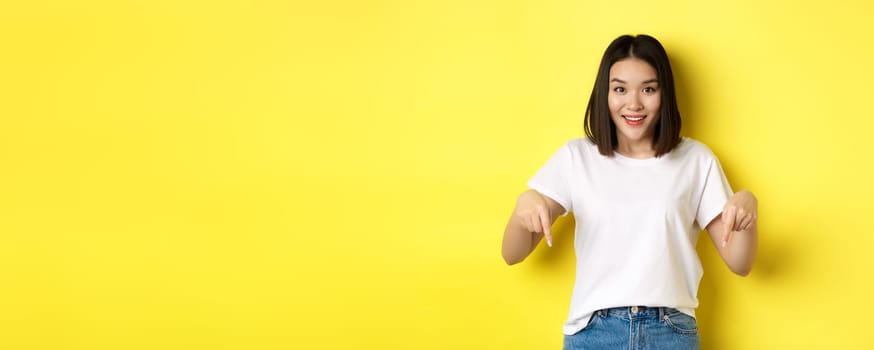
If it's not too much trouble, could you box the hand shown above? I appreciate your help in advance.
[721,190,758,247]
[513,190,554,247]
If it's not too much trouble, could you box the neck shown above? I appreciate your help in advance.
[616,139,655,158]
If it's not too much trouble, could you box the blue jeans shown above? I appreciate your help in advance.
[562,306,700,350]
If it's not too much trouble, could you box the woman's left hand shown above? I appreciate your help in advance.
[721,190,758,247]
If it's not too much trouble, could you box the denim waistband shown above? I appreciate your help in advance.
[597,306,681,321]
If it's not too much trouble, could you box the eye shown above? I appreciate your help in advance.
[613,86,625,93]
[643,86,658,93]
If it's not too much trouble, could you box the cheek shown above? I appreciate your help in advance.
[608,96,623,114]
[647,95,661,111]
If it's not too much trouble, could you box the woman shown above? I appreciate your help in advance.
[501,34,758,349]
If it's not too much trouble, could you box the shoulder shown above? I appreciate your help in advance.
[672,137,719,161]
[562,137,599,154]
[552,138,602,163]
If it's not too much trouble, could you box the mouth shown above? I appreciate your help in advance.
[622,114,646,126]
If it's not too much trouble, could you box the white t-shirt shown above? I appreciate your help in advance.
[527,137,732,335]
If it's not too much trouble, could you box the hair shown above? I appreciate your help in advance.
[584,34,682,157]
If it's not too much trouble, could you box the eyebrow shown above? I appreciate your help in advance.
[610,78,660,84]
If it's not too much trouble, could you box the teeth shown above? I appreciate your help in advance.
[625,116,644,121]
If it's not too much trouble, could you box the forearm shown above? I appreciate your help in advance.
[502,189,562,265]
[723,223,758,276]
[707,189,759,276]
[501,215,541,265]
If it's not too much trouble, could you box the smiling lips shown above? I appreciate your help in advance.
[622,114,646,126]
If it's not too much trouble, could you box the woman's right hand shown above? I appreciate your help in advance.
[512,190,556,247]
[503,189,565,264]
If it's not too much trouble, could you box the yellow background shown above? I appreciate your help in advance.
[1,0,872,349]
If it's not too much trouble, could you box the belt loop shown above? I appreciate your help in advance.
[658,307,666,320]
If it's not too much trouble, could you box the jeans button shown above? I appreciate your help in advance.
[631,306,639,314]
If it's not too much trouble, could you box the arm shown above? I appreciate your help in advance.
[705,190,759,276]
[501,189,565,265]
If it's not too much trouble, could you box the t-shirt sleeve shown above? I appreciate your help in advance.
[526,143,573,215]
[696,156,733,231]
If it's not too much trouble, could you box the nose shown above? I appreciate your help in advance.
[627,93,643,111]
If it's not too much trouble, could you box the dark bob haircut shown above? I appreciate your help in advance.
[584,34,682,157]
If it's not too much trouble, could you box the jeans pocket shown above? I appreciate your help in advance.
[564,311,606,350]
[661,310,698,335]
[576,310,603,332]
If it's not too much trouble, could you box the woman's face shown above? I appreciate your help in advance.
[608,58,661,148]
